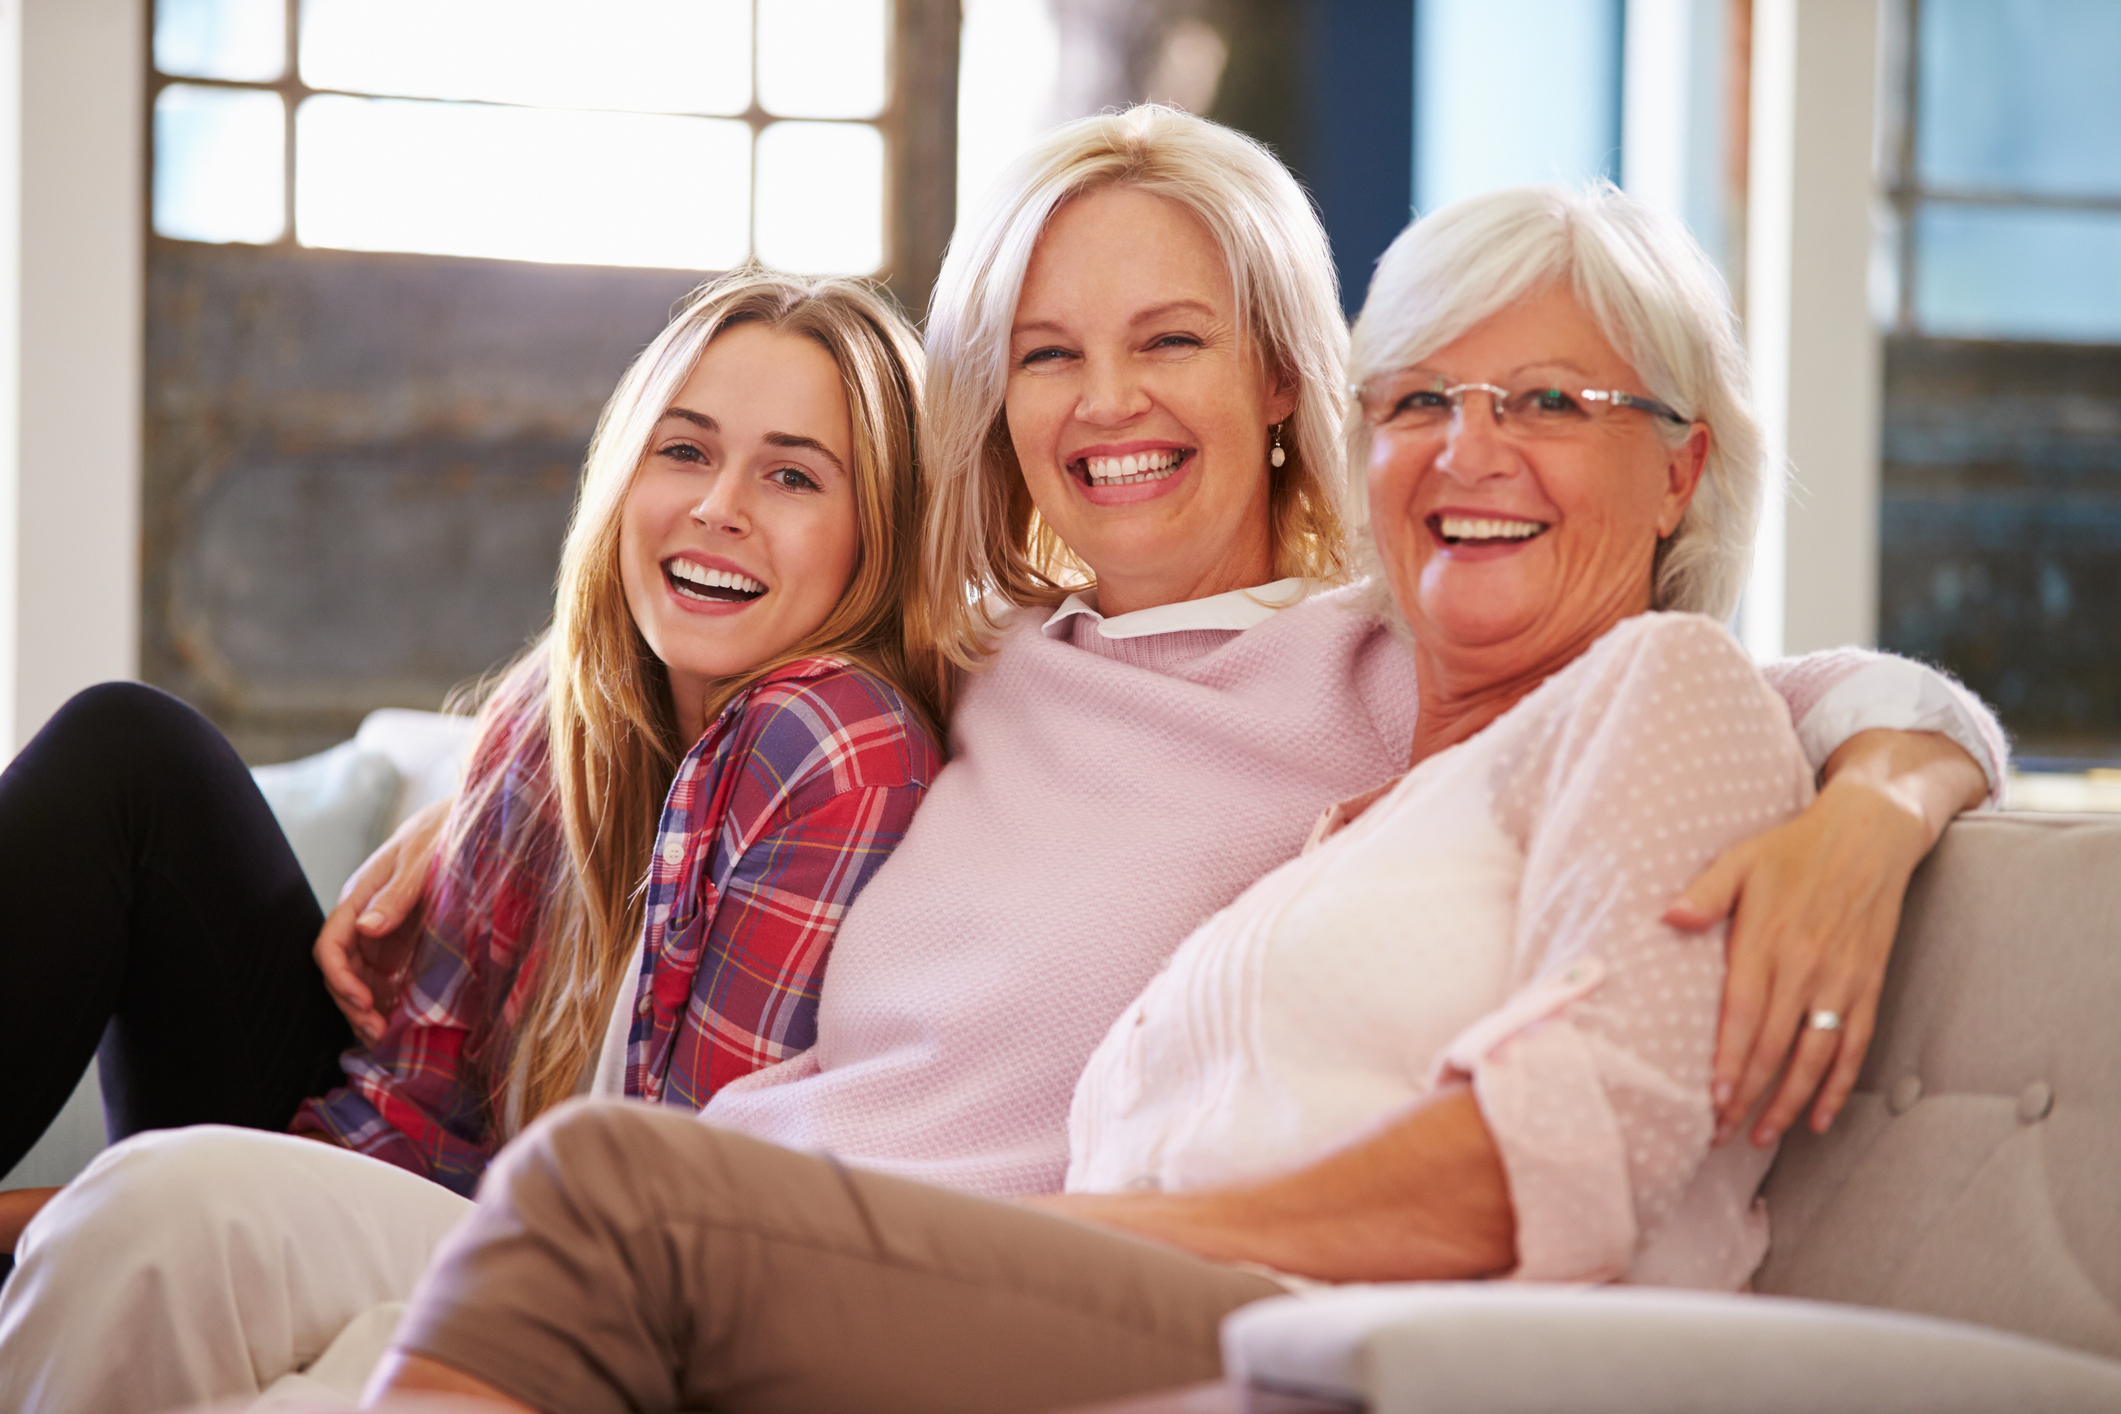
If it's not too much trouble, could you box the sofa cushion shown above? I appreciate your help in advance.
[351,708,477,831]
[249,741,401,909]
[1755,813,2121,1359]
[1220,1284,2121,1413]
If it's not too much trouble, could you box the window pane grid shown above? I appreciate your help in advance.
[150,0,896,276]
[1884,0,2121,343]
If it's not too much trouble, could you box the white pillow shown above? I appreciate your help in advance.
[353,708,479,830]
[251,740,401,908]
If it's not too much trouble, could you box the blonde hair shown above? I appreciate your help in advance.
[1348,182,1766,619]
[450,269,931,1133]
[912,105,1351,702]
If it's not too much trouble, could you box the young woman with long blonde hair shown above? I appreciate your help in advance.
[0,270,939,1297]
[281,269,944,1188]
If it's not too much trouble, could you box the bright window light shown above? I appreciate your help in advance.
[757,0,890,119]
[1918,0,2121,199]
[754,121,885,274]
[296,96,752,270]
[300,0,752,117]
[155,0,285,83]
[956,0,1059,222]
[1917,204,2121,342]
[154,84,286,244]
[1415,0,1622,211]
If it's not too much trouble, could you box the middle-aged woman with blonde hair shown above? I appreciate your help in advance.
[369,176,1988,1413]
[4,107,2000,1411]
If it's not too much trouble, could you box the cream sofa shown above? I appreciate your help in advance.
[1215,812,2121,1413]
[18,740,2118,1409]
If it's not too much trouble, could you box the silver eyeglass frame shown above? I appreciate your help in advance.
[1351,377,1692,429]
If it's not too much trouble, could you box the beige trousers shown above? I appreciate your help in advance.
[396,1101,1282,1414]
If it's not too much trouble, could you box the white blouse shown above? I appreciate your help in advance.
[1067,613,1818,1289]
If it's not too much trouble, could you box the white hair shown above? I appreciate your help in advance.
[1347,182,1768,620]
[918,104,1352,678]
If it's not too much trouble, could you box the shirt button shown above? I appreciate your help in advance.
[662,840,685,865]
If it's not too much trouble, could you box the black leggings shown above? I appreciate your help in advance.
[0,682,354,1178]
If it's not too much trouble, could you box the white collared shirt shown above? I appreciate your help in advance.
[1039,577,1318,641]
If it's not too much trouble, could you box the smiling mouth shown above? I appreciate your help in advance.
[1432,514,1550,546]
[1072,449,1192,488]
[665,559,766,604]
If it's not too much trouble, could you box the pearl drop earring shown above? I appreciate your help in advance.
[1269,423,1286,469]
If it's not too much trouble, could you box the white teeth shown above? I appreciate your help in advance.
[1439,515,1548,542]
[667,560,765,596]
[1082,450,1185,485]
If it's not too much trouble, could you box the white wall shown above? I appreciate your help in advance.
[0,0,144,754]
[1740,0,1883,657]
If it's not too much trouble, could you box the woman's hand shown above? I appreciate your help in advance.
[1665,729,1989,1148]
[0,1186,61,1252]
[315,797,450,1046]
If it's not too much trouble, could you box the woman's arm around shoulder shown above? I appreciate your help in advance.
[315,797,450,1046]
[1759,646,2006,800]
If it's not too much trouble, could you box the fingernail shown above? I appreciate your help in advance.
[1753,1126,1779,1148]
[357,911,385,930]
[1713,1080,1734,1109]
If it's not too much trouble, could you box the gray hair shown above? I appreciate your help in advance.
[1347,182,1767,620]
[920,104,1352,675]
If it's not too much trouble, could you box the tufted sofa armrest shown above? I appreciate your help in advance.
[1755,812,2121,1354]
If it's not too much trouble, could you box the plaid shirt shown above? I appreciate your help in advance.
[292,658,937,1194]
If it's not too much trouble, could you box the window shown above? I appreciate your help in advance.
[1880,0,2121,341]
[1413,0,1623,215]
[151,0,892,275]
[1875,0,2121,762]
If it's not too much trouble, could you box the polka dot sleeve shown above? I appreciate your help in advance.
[1437,614,1816,1283]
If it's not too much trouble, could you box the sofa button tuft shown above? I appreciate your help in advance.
[1888,1076,1923,1115]
[2017,1081,2054,1123]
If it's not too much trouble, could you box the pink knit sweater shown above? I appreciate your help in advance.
[700,584,2005,1198]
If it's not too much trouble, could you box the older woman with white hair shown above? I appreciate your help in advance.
[366,179,1987,1414]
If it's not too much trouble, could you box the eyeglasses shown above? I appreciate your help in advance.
[1353,370,1691,438]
